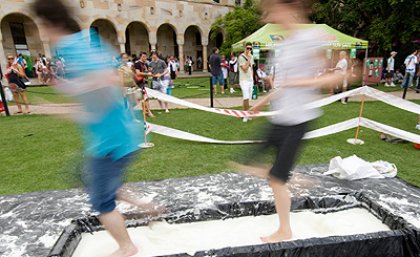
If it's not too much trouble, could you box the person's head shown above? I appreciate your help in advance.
[259,0,313,26]
[212,47,219,54]
[221,55,226,60]
[139,52,147,62]
[230,52,236,59]
[390,51,397,57]
[170,55,174,61]
[339,51,347,59]
[7,54,15,65]
[151,51,159,61]
[245,42,252,54]
[31,0,81,43]
[120,53,129,63]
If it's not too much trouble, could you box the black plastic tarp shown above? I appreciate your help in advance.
[48,192,420,257]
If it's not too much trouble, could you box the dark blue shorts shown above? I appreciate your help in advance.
[86,152,137,214]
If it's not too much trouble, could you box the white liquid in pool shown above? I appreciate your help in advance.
[72,208,390,257]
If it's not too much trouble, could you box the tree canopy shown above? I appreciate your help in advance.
[312,0,420,57]
[210,0,262,56]
[212,0,419,60]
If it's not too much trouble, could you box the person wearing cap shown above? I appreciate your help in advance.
[385,51,397,87]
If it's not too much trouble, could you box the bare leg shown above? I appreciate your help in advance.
[12,91,22,113]
[117,188,165,215]
[213,85,217,94]
[20,91,30,113]
[228,161,270,179]
[98,210,138,257]
[261,178,293,243]
[243,99,250,110]
[158,100,164,110]
[164,102,169,112]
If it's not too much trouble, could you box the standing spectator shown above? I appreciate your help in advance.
[221,55,229,92]
[149,51,170,112]
[5,54,30,114]
[402,49,418,89]
[34,58,46,84]
[168,55,178,81]
[197,56,203,70]
[208,47,225,95]
[186,56,193,75]
[133,52,154,118]
[238,42,255,121]
[228,53,238,93]
[330,51,348,104]
[385,51,397,87]
[16,53,27,75]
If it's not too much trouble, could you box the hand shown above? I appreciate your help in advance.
[155,73,161,78]
[147,72,152,76]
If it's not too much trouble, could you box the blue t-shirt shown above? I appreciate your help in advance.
[54,30,143,160]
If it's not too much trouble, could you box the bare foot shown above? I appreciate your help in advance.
[261,230,292,243]
[107,245,138,257]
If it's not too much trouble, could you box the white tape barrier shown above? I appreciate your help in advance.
[360,118,420,144]
[145,86,420,118]
[147,117,420,144]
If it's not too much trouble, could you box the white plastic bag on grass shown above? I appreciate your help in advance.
[325,155,384,180]
[371,160,397,178]
[0,87,13,102]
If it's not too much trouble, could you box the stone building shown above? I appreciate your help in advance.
[0,0,239,75]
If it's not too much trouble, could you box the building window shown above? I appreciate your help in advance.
[9,23,27,46]
[213,0,220,3]
[235,0,241,6]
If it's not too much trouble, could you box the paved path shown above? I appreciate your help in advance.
[3,89,420,116]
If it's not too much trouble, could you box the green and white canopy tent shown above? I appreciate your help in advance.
[232,23,368,51]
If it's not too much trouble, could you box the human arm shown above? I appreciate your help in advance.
[239,54,251,72]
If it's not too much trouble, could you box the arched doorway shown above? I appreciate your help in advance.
[208,29,224,56]
[125,22,150,56]
[1,13,44,60]
[156,24,178,59]
[184,25,202,71]
[90,19,118,50]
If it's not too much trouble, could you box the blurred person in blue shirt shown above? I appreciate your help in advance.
[31,1,150,256]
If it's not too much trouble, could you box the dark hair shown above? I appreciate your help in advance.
[151,51,159,56]
[245,42,252,47]
[31,0,81,33]
[140,52,147,57]
[212,47,218,54]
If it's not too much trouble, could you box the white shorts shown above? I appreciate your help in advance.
[240,80,254,100]
[152,80,168,94]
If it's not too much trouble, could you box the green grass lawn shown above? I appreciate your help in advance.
[0,100,419,196]
[23,77,262,104]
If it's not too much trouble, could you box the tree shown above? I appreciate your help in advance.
[210,0,262,56]
[312,0,420,59]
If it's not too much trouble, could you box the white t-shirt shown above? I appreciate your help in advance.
[335,58,348,75]
[404,55,418,71]
[387,57,395,71]
[270,28,325,126]
[229,58,238,73]
[221,61,228,79]
[238,54,254,82]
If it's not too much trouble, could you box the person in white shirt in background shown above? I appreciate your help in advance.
[228,53,238,93]
[221,55,229,92]
[330,51,348,104]
[238,42,255,122]
[402,49,418,89]
[385,51,397,87]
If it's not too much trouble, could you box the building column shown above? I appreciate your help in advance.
[0,37,6,77]
[119,42,126,54]
[151,44,157,52]
[42,41,52,58]
[202,45,208,72]
[178,44,184,73]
